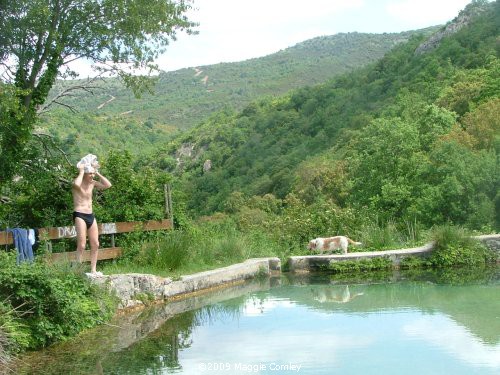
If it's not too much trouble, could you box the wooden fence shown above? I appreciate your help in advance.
[0,219,173,262]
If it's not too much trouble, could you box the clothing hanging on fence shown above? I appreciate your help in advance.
[28,229,35,246]
[7,228,34,264]
[28,228,40,253]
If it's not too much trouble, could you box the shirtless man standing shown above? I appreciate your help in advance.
[72,163,112,274]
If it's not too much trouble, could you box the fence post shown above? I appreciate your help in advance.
[164,184,174,227]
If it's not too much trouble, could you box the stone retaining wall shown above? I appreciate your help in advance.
[90,257,280,309]
[477,234,500,254]
[288,243,435,273]
[288,234,500,273]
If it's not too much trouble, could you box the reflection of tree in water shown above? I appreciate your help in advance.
[12,311,199,375]
[100,302,244,374]
[97,311,196,374]
[13,281,266,375]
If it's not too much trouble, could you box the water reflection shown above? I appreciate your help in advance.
[311,285,364,303]
[13,267,500,374]
[403,316,500,368]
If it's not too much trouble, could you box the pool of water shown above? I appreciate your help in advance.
[14,267,500,374]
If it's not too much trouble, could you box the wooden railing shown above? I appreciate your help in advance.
[0,219,173,262]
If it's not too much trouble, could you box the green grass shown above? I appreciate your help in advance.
[354,218,427,252]
[101,223,294,278]
[101,219,495,278]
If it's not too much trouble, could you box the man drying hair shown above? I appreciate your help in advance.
[72,154,112,275]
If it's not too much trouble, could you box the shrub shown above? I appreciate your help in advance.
[428,225,495,267]
[0,252,117,349]
[134,229,194,272]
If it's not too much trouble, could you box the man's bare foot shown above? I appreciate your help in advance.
[85,271,104,277]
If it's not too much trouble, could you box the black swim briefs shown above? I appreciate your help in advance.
[73,211,95,229]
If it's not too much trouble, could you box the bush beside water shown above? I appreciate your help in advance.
[400,225,496,269]
[0,252,117,369]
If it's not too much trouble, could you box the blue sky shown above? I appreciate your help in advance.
[72,0,474,76]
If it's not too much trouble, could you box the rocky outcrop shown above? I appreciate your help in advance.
[203,159,212,172]
[414,2,489,55]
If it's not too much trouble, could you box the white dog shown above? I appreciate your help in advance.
[307,236,362,254]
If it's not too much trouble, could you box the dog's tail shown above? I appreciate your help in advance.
[347,238,362,246]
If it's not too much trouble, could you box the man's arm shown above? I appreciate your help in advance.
[94,171,112,190]
[73,165,85,188]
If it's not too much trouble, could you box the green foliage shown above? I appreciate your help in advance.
[133,292,155,306]
[458,97,500,152]
[103,219,289,277]
[0,297,30,364]
[399,256,427,270]
[401,225,497,269]
[261,195,363,250]
[37,110,176,161]
[0,252,117,350]
[356,219,426,251]
[324,257,393,273]
[417,139,497,229]
[166,1,499,231]
[0,139,74,228]
[132,230,194,274]
[97,150,169,222]
[428,225,496,267]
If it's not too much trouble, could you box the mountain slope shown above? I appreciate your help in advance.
[50,30,433,127]
[159,0,499,229]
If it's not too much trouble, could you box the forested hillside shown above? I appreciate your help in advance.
[1,0,498,236]
[40,30,434,158]
[152,0,499,231]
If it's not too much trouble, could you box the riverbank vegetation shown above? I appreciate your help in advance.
[0,0,499,367]
[0,252,117,373]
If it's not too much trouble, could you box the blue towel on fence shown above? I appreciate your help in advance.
[7,228,34,264]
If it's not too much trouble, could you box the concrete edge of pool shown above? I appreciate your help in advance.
[89,234,500,310]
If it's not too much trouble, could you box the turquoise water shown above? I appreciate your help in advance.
[15,268,500,374]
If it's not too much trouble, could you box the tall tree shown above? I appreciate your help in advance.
[0,0,197,183]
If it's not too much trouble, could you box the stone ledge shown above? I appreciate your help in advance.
[288,234,500,273]
[288,243,435,273]
[90,257,280,309]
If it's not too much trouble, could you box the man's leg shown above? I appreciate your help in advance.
[88,219,100,273]
[74,217,88,263]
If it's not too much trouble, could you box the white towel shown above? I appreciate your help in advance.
[77,154,99,173]
[28,229,36,246]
